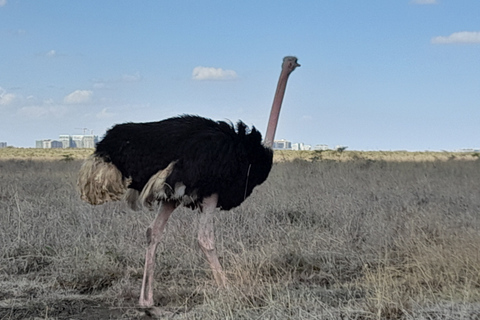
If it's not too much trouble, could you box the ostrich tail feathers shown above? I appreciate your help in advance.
[78,155,129,205]
[138,161,176,209]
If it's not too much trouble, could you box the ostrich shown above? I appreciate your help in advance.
[78,56,300,308]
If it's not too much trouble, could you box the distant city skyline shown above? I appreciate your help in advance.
[0,133,478,152]
[35,133,99,149]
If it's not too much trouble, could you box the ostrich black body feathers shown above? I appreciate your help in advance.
[91,115,273,210]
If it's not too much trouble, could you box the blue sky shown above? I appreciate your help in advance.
[1,0,479,150]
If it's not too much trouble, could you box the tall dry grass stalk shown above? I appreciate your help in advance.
[1,157,479,319]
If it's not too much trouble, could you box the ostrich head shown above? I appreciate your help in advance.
[282,56,301,75]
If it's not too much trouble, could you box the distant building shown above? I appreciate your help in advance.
[51,140,63,148]
[43,140,53,148]
[35,139,62,148]
[291,142,312,151]
[70,134,98,148]
[59,135,73,148]
[71,135,84,148]
[273,139,292,150]
[291,143,300,150]
[81,135,98,148]
[313,144,329,151]
[0,142,7,148]
[36,134,99,148]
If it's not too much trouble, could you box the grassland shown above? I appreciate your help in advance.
[1,150,479,319]
[0,148,93,161]
[1,147,479,162]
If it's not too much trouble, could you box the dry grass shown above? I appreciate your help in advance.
[1,157,480,319]
[274,149,480,162]
[0,148,93,161]
[2,147,479,163]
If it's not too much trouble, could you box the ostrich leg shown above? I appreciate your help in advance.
[198,193,227,287]
[139,200,176,308]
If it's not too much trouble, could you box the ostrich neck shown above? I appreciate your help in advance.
[264,70,292,148]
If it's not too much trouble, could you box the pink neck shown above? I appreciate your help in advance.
[264,58,299,148]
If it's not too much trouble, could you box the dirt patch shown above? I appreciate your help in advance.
[0,297,169,320]
[2,298,116,320]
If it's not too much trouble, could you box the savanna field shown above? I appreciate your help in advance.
[1,148,479,319]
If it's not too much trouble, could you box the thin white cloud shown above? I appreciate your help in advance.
[0,0,7,7]
[96,108,116,119]
[11,29,26,36]
[93,82,107,89]
[43,98,55,105]
[121,72,142,82]
[431,31,480,44]
[0,87,15,106]
[411,0,437,4]
[192,66,238,81]
[92,72,142,89]
[46,50,56,57]
[63,90,93,104]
